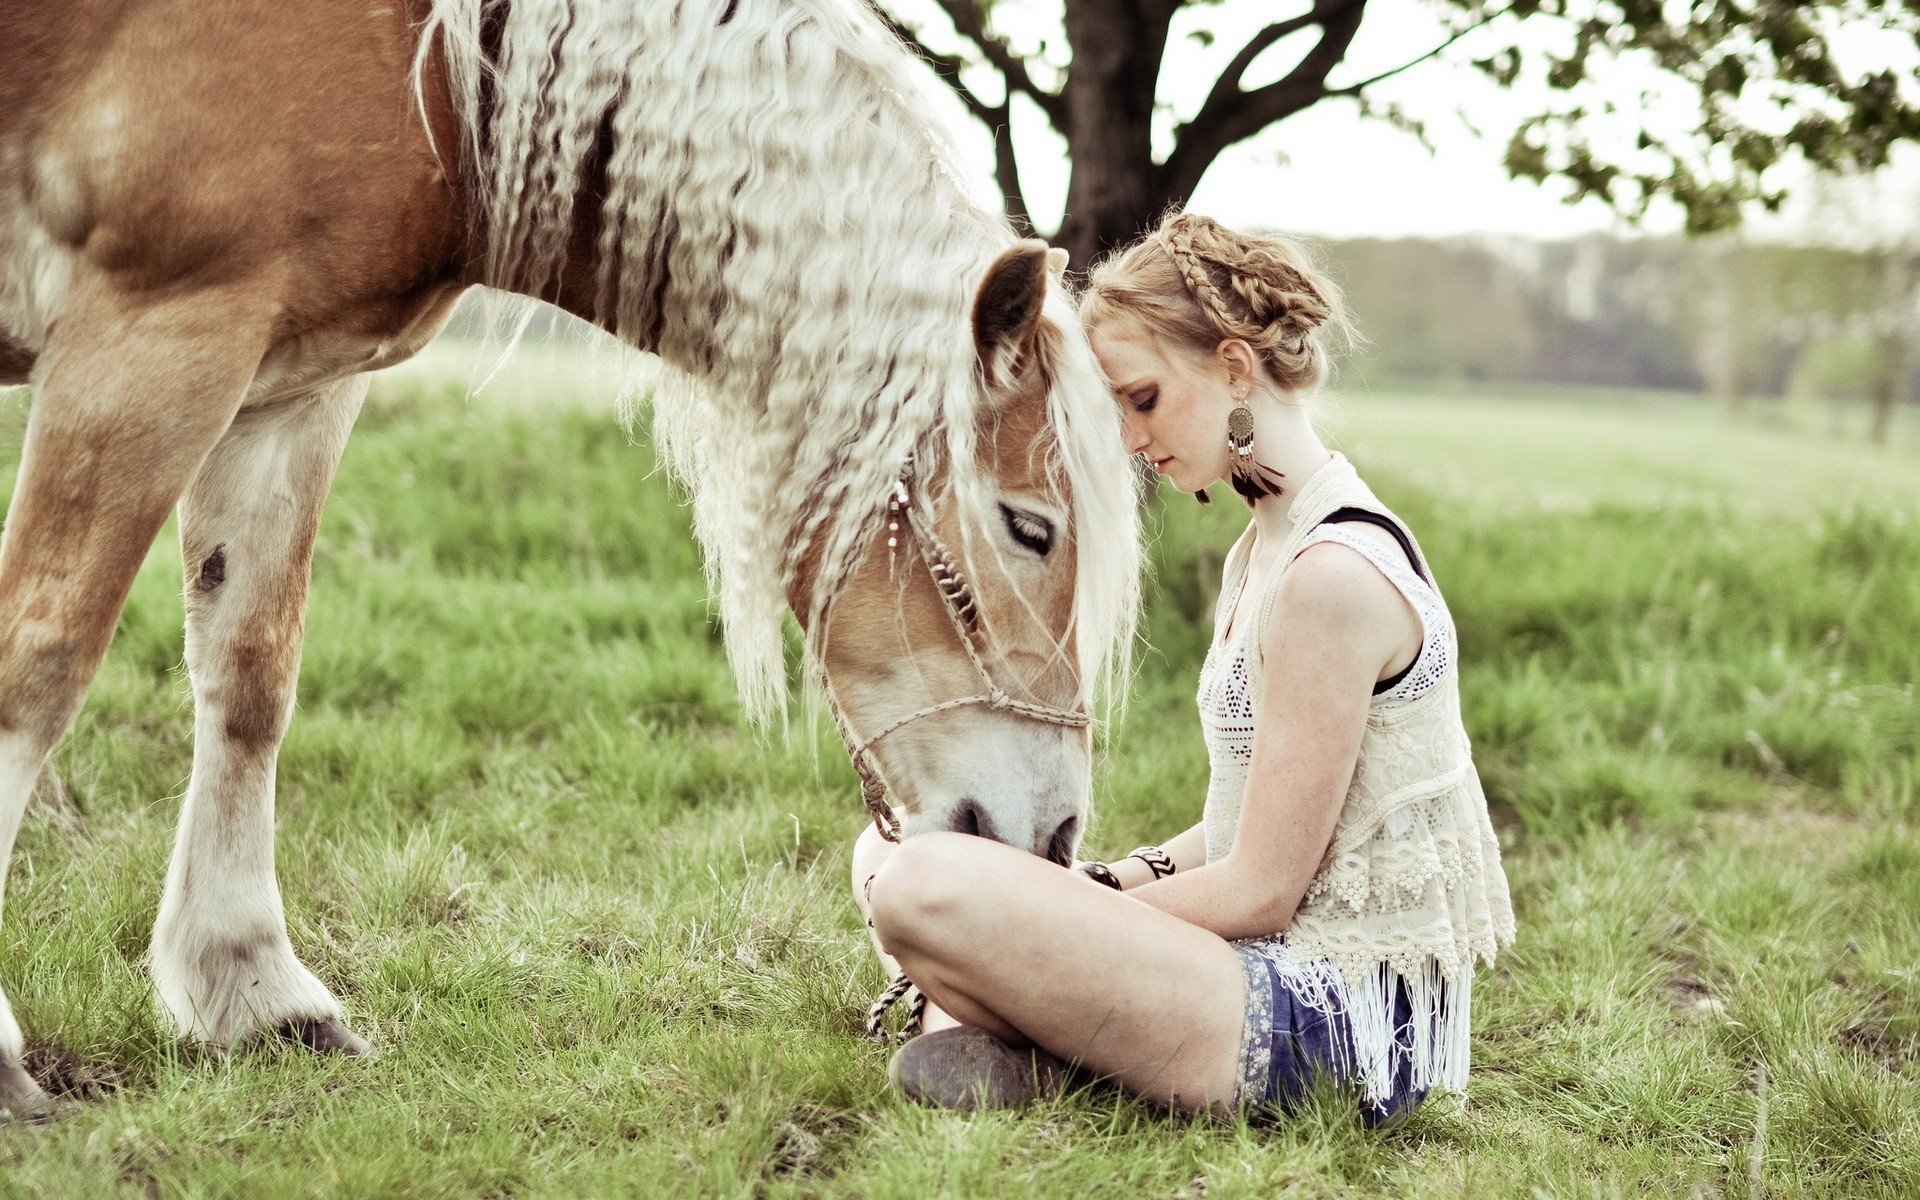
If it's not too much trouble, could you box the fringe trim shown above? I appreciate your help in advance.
[1253,941,1475,1114]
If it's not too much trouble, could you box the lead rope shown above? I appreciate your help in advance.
[839,462,1090,1045]
[863,970,928,1043]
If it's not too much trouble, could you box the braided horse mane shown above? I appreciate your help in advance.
[416,0,1140,725]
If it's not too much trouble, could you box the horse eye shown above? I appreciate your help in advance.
[1000,504,1054,556]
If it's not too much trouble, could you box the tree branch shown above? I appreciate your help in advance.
[1163,0,1368,199]
[1327,3,1515,97]
[1215,0,1365,99]
[870,4,997,124]
[927,0,1067,129]
[987,101,1034,234]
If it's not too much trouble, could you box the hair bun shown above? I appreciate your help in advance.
[1158,212,1336,351]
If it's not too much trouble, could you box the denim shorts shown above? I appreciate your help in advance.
[1232,941,1433,1128]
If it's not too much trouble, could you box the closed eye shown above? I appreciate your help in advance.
[1000,504,1054,556]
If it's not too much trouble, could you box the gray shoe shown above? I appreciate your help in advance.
[887,1026,1074,1111]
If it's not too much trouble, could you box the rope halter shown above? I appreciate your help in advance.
[828,455,1091,846]
[827,454,1092,1045]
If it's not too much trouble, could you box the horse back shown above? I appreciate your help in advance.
[1,0,469,394]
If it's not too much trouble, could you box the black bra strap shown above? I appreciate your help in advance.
[1314,507,1426,694]
[1316,507,1427,582]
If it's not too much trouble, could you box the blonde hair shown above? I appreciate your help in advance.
[416,0,1139,726]
[1080,211,1349,393]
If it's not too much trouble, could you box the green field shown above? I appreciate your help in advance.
[0,347,1915,1197]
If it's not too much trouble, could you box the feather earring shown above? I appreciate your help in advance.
[1226,401,1286,504]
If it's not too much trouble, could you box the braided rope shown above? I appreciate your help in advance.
[864,971,926,1043]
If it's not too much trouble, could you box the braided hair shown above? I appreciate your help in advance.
[1081,210,1348,394]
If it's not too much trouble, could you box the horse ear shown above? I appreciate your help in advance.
[972,239,1053,387]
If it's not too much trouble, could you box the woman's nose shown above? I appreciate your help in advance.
[1121,415,1150,455]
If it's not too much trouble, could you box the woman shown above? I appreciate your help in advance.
[852,212,1516,1125]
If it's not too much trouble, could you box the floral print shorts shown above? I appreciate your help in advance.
[1232,940,1433,1128]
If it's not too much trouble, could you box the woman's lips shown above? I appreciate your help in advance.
[1151,456,1174,473]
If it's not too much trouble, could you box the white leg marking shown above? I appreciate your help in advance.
[149,378,367,1047]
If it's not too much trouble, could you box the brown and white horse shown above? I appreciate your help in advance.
[0,0,1140,1115]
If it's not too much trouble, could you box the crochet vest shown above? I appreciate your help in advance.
[1199,452,1516,1105]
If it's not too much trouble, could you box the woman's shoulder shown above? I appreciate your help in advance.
[1273,538,1413,638]
[1298,518,1422,577]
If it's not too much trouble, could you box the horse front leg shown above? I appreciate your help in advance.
[149,375,370,1056]
[0,279,272,1117]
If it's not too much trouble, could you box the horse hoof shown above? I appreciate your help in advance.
[0,1056,55,1122]
[273,1016,375,1058]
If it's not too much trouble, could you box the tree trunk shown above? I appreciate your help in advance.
[1866,251,1919,445]
[1867,371,1897,444]
[1867,324,1908,445]
[1053,0,1179,269]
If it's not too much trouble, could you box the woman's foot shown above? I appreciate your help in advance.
[887,1026,1076,1110]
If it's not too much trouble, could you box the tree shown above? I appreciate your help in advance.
[1788,171,1920,443]
[874,0,1920,268]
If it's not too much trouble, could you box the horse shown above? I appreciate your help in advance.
[0,0,1141,1116]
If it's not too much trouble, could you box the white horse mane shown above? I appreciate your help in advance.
[418,0,1139,725]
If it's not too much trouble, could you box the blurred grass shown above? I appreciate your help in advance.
[0,350,1914,1197]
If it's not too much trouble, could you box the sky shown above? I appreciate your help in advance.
[890,0,1920,243]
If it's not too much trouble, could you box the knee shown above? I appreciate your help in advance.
[0,620,91,738]
[217,651,297,749]
[849,812,901,898]
[867,832,997,954]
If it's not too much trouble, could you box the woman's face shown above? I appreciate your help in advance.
[1088,321,1233,494]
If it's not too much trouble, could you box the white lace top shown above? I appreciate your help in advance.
[1192,453,1516,1109]
[1199,524,1457,863]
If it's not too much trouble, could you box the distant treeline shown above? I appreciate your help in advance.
[441,233,1917,436]
[1319,235,1918,421]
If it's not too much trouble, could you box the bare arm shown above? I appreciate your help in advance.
[1099,819,1209,891]
[1123,543,1411,939]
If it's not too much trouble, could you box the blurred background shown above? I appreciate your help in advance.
[4,3,1916,1192]
[446,0,1920,445]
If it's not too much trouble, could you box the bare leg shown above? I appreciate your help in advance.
[149,376,369,1053]
[868,832,1249,1114]
[850,820,958,1034]
[0,280,273,1115]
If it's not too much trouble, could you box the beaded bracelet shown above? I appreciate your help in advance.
[1077,861,1123,890]
[1126,845,1176,880]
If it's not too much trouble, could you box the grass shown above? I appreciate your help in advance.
[0,349,1915,1197]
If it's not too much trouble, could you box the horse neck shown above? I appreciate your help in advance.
[444,0,1006,381]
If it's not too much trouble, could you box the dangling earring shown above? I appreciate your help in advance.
[1226,390,1286,505]
[1194,486,1211,505]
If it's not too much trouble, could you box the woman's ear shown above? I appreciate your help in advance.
[1216,339,1258,394]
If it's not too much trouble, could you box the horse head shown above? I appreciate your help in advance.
[802,241,1138,864]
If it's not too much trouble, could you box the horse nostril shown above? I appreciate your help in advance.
[1046,815,1079,867]
[952,799,998,844]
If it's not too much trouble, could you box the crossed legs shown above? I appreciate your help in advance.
[853,825,1249,1115]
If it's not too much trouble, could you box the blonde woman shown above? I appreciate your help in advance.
[852,212,1516,1126]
